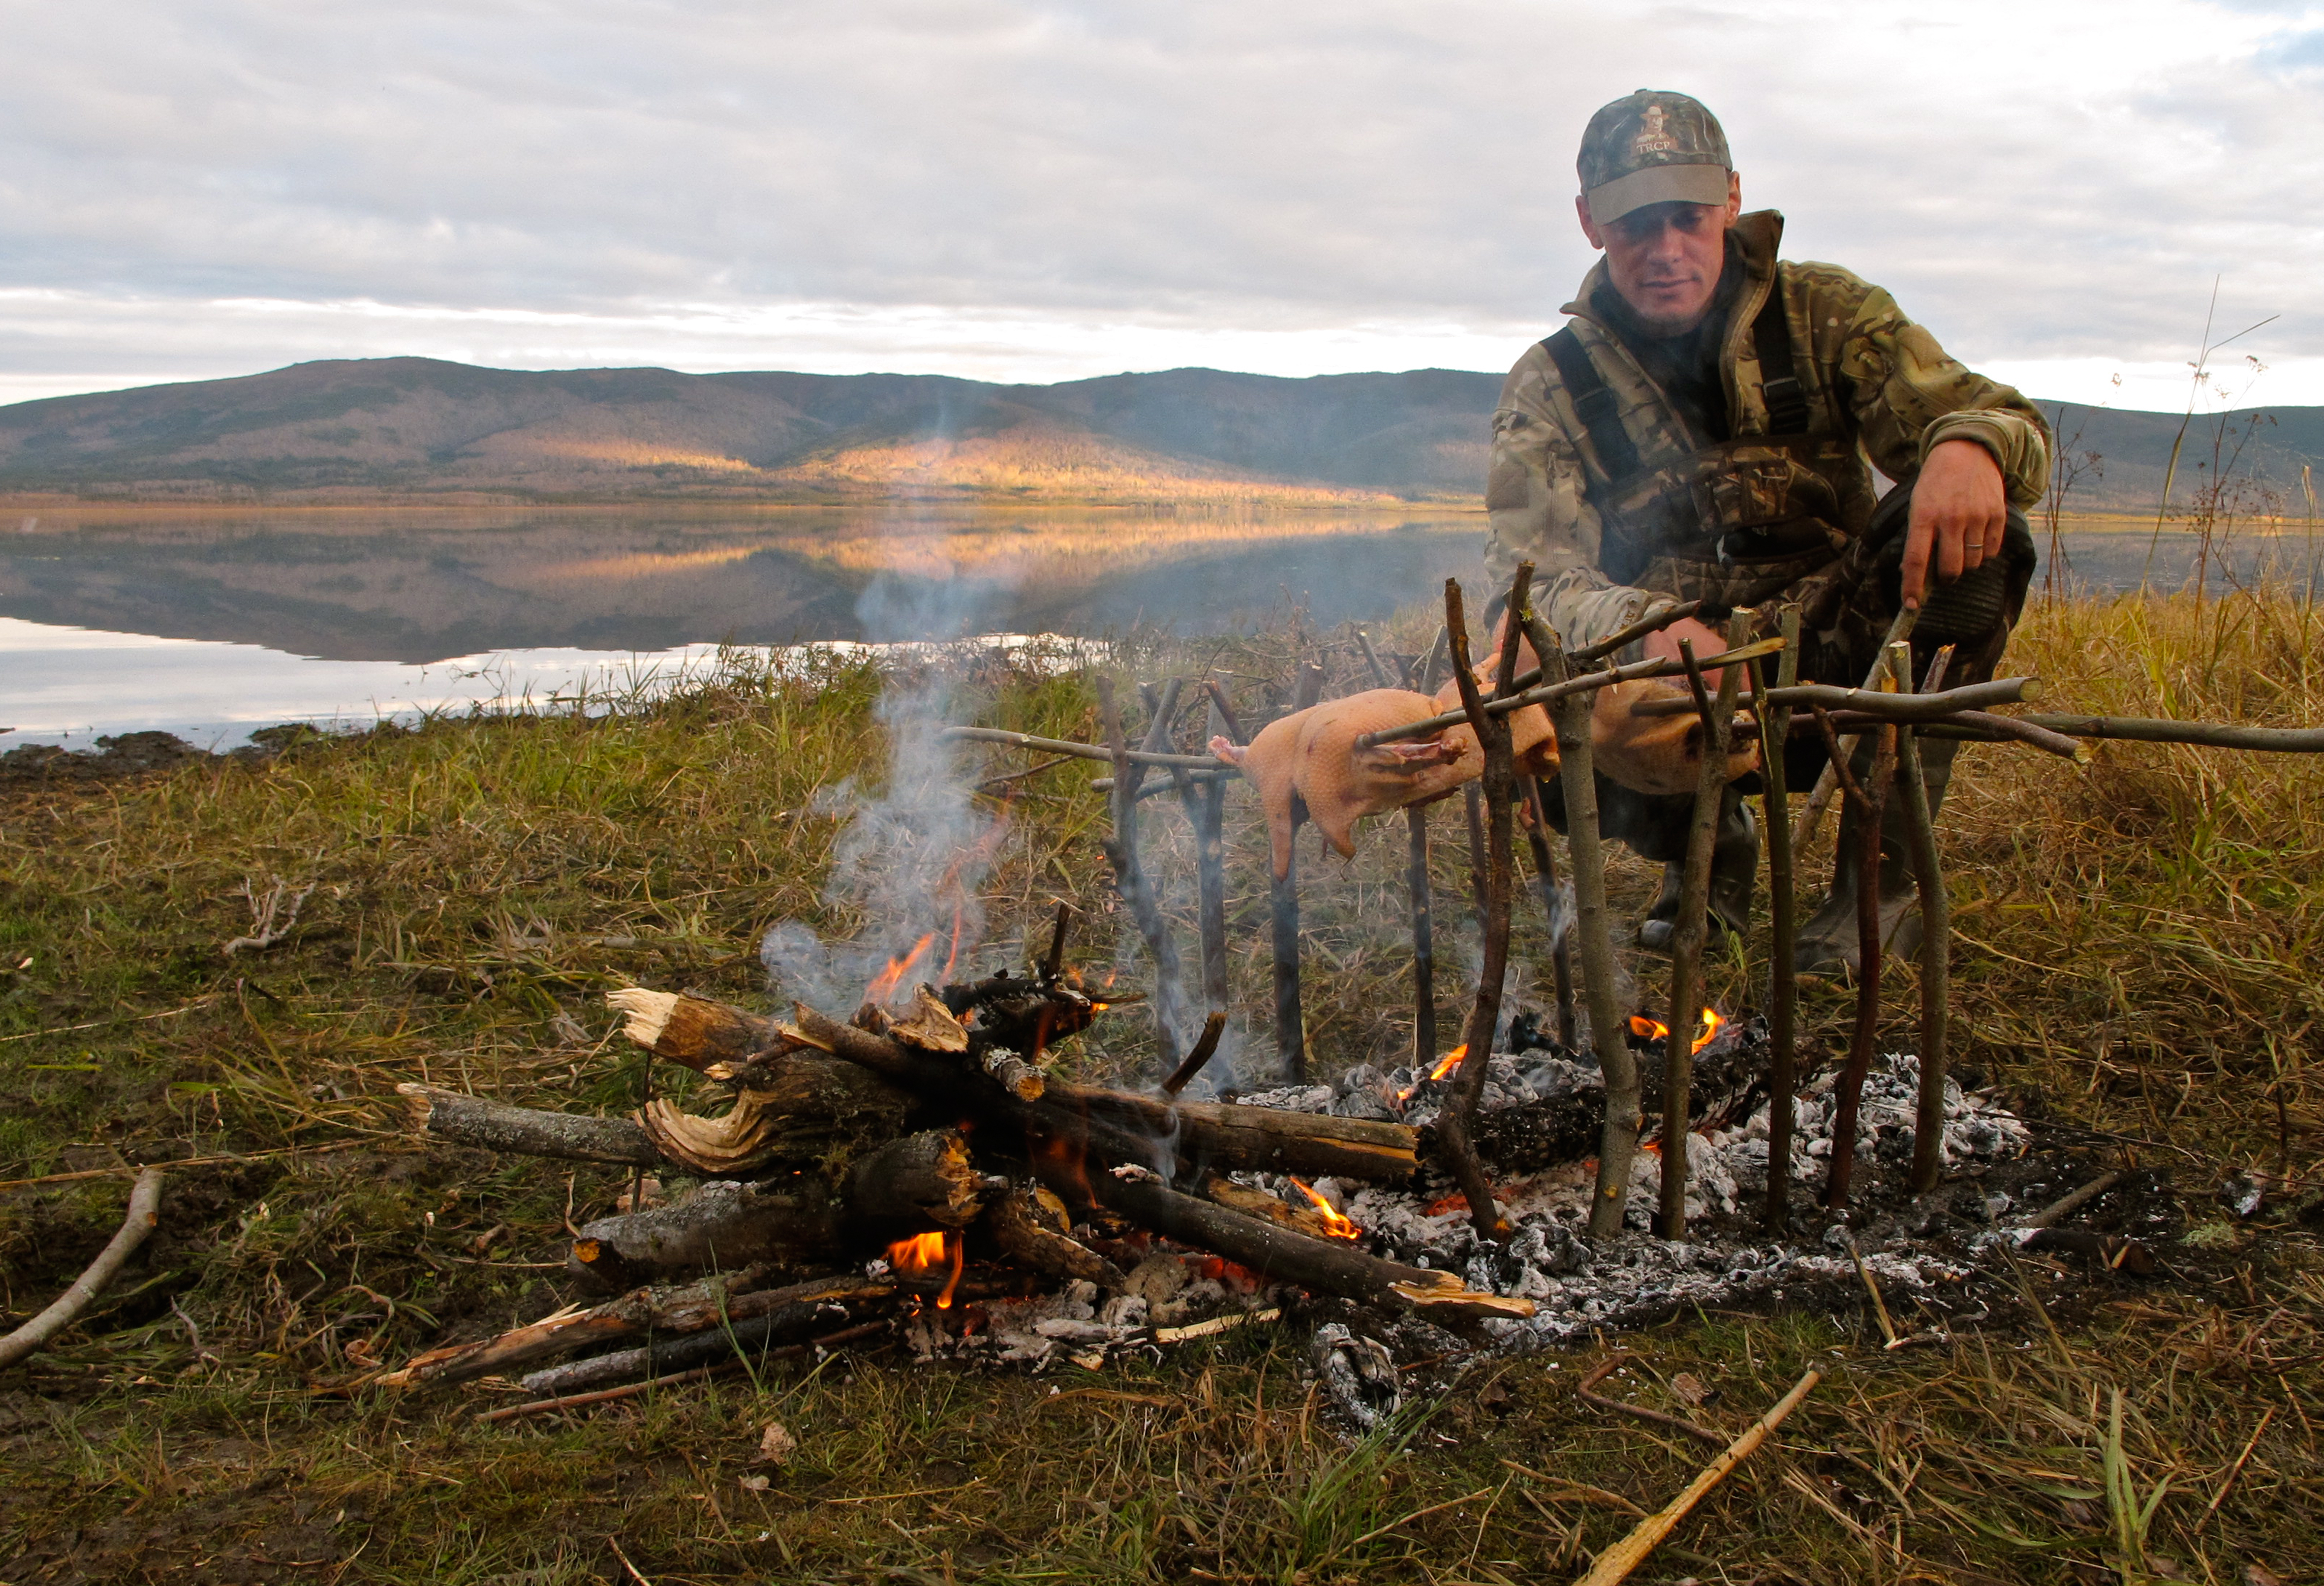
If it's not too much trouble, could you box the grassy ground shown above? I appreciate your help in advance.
[0,588,2319,1584]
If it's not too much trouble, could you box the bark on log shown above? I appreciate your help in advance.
[515,1293,895,1398]
[381,1271,888,1390]
[846,1128,990,1229]
[568,1176,850,1291]
[607,988,771,1074]
[399,1083,664,1167]
[984,1185,1125,1287]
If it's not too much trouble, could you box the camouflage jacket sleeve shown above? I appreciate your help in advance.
[1483,346,1659,653]
[1817,267,2050,506]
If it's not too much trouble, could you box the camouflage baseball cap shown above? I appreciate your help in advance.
[1577,90,1732,227]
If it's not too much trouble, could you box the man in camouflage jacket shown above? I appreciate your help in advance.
[1489,89,2049,973]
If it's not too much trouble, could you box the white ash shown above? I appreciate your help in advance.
[1236,1050,2025,1341]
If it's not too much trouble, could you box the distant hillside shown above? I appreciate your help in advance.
[0,359,1502,504]
[0,356,2314,509]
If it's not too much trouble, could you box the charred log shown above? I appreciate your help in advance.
[846,1128,990,1229]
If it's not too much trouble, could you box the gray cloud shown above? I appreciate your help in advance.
[1,0,2319,402]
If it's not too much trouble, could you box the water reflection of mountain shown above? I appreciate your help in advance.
[0,509,1489,662]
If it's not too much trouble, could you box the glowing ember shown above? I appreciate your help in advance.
[1395,1043,1469,1104]
[865,932,937,1007]
[1628,1009,1724,1054]
[1288,1177,1360,1240]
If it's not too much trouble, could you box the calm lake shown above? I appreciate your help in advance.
[2,505,2316,750]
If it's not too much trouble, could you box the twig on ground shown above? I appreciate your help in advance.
[2024,1168,2129,1229]
[0,1167,165,1369]
[1574,1352,1724,1448]
[1572,1368,1823,1586]
[222,878,316,955]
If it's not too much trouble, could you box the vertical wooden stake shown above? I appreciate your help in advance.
[1516,604,1641,1240]
[1097,675,1190,1074]
[1523,779,1580,1051]
[1187,681,1235,1012]
[1405,802,1437,1070]
[1892,641,1952,1196]
[1659,616,1750,1239]
[1756,608,1803,1233]
[1436,568,1529,1242]
[1813,685,1899,1210]
[1268,661,1326,1081]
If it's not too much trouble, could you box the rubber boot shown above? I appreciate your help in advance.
[1636,791,1757,953]
[1793,732,1963,979]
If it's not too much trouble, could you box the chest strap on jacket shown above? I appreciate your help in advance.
[1751,289,1810,436]
[1540,325,1641,489]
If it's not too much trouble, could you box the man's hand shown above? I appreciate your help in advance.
[1900,439,2007,608]
[1641,616,1752,697]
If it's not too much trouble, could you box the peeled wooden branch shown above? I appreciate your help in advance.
[937,725,1220,769]
[0,1167,164,1370]
[1573,1369,1823,1586]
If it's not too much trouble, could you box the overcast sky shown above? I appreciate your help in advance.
[3,0,2320,411]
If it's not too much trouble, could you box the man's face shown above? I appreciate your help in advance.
[1575,173,1743,335]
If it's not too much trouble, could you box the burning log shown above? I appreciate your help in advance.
[567,1175,850,1290]
[1659,616,1750,1239]
[846,1128,991,1230]
[1086,1169,1530,1319]
[984,1183,1125,1287]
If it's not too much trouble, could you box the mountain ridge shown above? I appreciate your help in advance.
[1,356,2317,512]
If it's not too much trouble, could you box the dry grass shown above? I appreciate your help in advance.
[0,590,2319,1582]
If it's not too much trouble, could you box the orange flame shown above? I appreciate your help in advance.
[1288,1177,1360,1240]
[866,932,937,1006]
[1628,1009,1725,1054]
[886,1230,966,1310]
[1394,1043,1470,1105]
[886,1230,948,1273]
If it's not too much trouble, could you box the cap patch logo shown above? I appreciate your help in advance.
[1632,105,1679,156]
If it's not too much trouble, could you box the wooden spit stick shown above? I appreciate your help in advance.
[1097,676,1189,1073]
[1659,618,1750,1239]
[1813,690,1899,1210]
[1463,782,1490,930]
[1269,662,1327,1080]
[0,1167,165,1370]
[1406,802,1438,1070]
[1523,779,1580,1051]
[1755,607,1804,1233]
[1514,603,1644,1241]
[2018,714,2324,752]
[1624,676,2037,720]
[1435,569,1528,1243]
[1571,1368,1823,1586]
[938,725,1221,769]
[1894,642,1955,1196]
[1356,636,1786,749]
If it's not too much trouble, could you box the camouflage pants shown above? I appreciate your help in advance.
[1539,481,2039,930]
